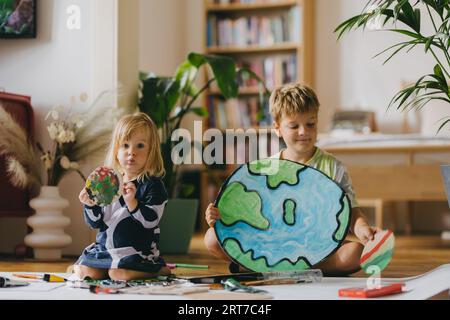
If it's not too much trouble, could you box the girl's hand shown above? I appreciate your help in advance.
[122,181,137,211]
[79,188,95,206]
[355,224,381,245]
[205,203,221,227]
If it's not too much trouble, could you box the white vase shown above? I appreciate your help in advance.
[24,186,72,260]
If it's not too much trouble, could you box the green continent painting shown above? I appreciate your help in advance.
[214,159,352,272]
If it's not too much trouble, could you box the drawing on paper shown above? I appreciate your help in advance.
[214,158,352,272]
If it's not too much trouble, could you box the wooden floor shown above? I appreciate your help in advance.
[1,234,450,280]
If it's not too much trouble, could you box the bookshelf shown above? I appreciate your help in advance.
[199,0,315,231]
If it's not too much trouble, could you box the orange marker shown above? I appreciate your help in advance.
[13,273,66,282]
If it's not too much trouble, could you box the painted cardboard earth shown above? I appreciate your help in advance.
[214,158,352,272]
[85,166,120,207]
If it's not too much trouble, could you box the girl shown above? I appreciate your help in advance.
[74,113,171,281]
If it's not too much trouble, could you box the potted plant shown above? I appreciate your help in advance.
[335,0,450,238]
[139,52,267,253]
[335,0,450,129]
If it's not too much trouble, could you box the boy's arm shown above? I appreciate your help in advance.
[350,207,378,244]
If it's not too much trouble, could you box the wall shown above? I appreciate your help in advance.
[139,0,204,165]
[0,0,140,255]
[0,0,95,254]
[140,0,187,76]
[315,0,450,232]
[316,0,448,135]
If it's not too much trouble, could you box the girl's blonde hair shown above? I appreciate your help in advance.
[105,112,165,180]
[269,83,320,124]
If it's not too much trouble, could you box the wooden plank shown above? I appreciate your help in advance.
[206,0,298,12]
[323,144,450,154]
[206,43,298,54]
[347,164,447,201]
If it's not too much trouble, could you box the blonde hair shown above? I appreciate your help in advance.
[105,112,165,180]
[269,83,320,123]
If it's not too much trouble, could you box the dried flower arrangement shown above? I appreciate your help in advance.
[0,90,127,195]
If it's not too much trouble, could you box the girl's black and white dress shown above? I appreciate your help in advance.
[76,176,168,273]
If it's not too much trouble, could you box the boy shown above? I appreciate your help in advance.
[204,83,379,276]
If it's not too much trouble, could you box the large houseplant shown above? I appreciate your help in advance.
[139,52,267,253]
[139,52,267,198]
[335,0,450,131]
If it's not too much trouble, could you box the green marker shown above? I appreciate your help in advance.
[166,263,209,269]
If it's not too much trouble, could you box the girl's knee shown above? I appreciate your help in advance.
[108,268,127,281]
[204,228,219,251]
[74,265,107,280]
[108,267,170,281]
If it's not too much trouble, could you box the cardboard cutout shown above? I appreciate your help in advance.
[214,159,352,272]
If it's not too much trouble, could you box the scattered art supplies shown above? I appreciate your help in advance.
[221,278,268,294]
[67,275,209,296]
[186,269,323,284]
[360,229,395,274]
[0,277,29,288]
[338,283,405,298]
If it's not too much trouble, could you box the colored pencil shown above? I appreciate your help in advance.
[166,263,209,269]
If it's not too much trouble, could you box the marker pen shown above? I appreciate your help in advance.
[0,277,30,288]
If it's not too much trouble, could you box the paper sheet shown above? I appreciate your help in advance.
[1,265,449,299]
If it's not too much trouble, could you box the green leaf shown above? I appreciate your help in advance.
[189,107,209,117]
[139,71,152,81]
[433,64,449,92]
[188,52,238,99]
[387,29,422,39]
[179,184,195,198]
[334,15,364,39]
[175,60,198,95]
[138,76,180,128]
[434,64,445,79]
[425,36,435,52]
[401,1,418,26]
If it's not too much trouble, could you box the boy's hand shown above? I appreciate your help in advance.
[355,224,381,245]
[122,181,137,211]
[79,188,96,207]
[205,203,221,227]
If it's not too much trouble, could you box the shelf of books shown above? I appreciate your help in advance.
[200,0,315,231]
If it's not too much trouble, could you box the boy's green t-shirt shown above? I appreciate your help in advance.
[271,147,359,208]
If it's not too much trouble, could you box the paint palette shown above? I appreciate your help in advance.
[360,229,395,274]
[85,166,120,207]
[214,158,352,272]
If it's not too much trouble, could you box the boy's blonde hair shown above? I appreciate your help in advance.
[269,83,320,123]
[105,112,165,180]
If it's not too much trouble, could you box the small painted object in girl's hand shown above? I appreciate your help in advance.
[85,166,120,206]
[360,229,395,274]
